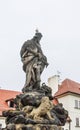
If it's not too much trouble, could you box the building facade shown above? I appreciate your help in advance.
[55,79,80,130]
[0,89,21,128]
[48,77,80,130]
[57,93,80,130]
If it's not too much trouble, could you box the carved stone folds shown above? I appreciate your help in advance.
[2,31,68,130]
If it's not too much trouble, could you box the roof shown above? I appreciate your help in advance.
[54,79,80,97]
[0,89,21,116]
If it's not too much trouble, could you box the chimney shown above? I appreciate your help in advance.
[48,75,60,96]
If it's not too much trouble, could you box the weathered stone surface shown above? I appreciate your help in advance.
[20,30,48,92]
[3,124,62,130]
[2,31,68,130]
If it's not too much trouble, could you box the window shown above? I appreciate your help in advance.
[0,124,2,129]
[75,100,80,109]
[75,100,78,108]
[79,101,80,109]
[76,118,79,126]
[10,101,14,107]
[8,100,14,107]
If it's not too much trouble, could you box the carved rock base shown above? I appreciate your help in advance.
[16,124,61,130]
[5,124,62,130]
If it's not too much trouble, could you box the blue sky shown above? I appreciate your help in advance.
[0,0,80,91]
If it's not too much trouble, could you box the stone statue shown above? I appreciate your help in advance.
[2,30,68,130]
[20,30,48,92]
[26,96,54,122]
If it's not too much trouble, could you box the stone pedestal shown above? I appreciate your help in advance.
[6,124,62,130]
[2,89,68,130]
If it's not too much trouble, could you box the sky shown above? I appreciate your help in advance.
[0,0,80,91]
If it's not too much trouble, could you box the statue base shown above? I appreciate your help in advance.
[6,124,62,130]
[2,84,68,129]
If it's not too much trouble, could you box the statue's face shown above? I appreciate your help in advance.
[38,35,42,41]
[35,32,42,41]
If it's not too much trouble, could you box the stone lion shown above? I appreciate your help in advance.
[28,96,54,122]
[22,105,33,117]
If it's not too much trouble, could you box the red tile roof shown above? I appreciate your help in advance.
[0,89,21,116]
[54,79,80,97]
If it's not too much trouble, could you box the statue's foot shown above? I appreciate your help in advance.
[22,85,33,93]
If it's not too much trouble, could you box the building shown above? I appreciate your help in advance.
[48,75,60,96]
[0,89,21,128]
[48,77,80,130]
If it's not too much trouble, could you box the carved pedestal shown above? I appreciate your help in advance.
[6,124,62,130]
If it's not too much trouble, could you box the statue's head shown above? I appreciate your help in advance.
[33,29,43,41]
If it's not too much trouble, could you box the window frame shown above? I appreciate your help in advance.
[79,101,80,109]
[0,124,2,129]
[75,100,78,108]
[75,118,79,127]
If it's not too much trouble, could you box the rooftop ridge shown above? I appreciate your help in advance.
[55,78,80,96]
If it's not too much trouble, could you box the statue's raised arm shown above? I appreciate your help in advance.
[20,30,48,92]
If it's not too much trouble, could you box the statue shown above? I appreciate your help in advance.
[2,30,68,130]
[20,30,48,92]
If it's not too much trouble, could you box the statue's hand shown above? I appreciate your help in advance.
[41,55,49,67]
[45,62,49,67]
